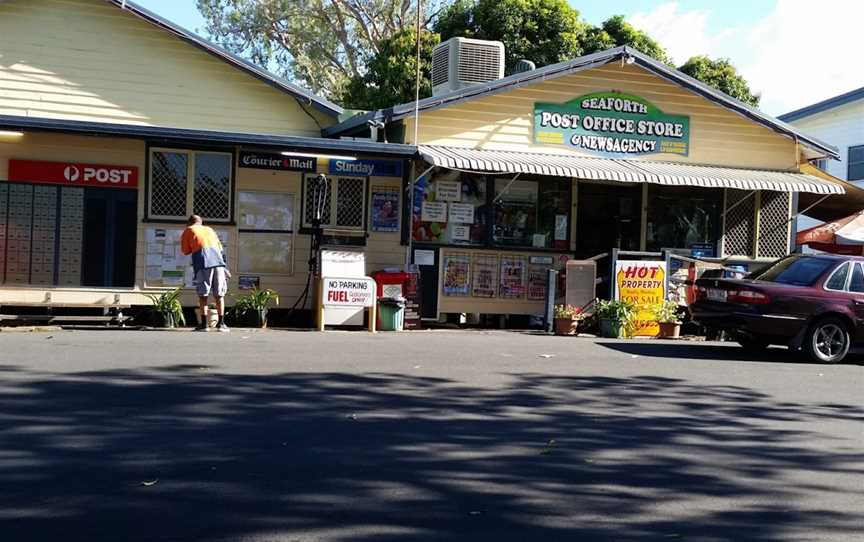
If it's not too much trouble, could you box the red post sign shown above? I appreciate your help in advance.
[8,159,138,188]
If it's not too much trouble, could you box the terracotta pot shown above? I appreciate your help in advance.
[554,317,579,336]
[658,322,681,339]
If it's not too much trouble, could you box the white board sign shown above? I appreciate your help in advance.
[421,201,447,222]
[452,225,471,241]
[436,180,461,201]
[448,202,475,224]
[322,277,376,307]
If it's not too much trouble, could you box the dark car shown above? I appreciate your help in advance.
[691,254,864,363]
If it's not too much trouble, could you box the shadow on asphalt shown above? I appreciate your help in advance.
[1,366,862,541]
[597,341,864,366]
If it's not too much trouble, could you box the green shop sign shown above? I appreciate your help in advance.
[534,91,690,156]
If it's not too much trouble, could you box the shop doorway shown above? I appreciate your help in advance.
[576,182,642,257]
[81,189,137,288]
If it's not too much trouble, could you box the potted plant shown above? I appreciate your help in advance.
[145,287,186,329]
[594,298,637,339]
[654,299,683,339]
[231,288,279,328]
[553,304,585,336]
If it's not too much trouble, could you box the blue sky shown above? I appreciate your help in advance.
[132,1,862,115]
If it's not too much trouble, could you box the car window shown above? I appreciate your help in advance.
[825,262,850,290]
[850,264,864,293]
[753,256,837,286]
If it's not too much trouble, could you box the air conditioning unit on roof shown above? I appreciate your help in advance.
[431,37,505,97]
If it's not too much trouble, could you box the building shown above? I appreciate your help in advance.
[779,87,864,230]
[0,0,413,318]
[327,45,859,320]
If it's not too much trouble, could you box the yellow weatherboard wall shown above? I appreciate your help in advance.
[406,63,798,170]
[0,0,333,136]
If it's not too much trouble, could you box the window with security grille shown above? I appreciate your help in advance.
[757,191,791,259]
[150,151,188,218]
[193,153,231,220]
[303,176,366,230]
[722,189,755,257]
[148,149,232,221]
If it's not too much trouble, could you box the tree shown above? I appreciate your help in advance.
[196,0,443,99]
[434,0,587,74]
[678,56,760,107]
[340,28,440,110]
[583,15,671,65]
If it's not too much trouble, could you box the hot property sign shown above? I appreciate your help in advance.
[534,91,689,156]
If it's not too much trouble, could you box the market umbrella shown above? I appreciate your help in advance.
[797,210,864,255]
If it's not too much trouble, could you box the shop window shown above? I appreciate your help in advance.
[302,176,366,230]
[646,185,722,253]
[412,170,487,245]
[493,177,570,249]
[848,145,864,181]
[148,149,232,222]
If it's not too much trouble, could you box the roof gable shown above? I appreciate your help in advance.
[778,86,864,123]
[326,46,837,159]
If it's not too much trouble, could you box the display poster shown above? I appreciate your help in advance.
[615,260,667,337]
[421,201,447,222]
[527,264,550,300]
[442,254,471,296]
[239,191,294,231]
[436,180,461,202]
[472,255,498,298]
[452,225,471,241]
[555,214,568,241]
[448,202,475,224]
[145,228,228,287]
[414,249,435,266]
[402,270,422,329]
[371,186,400,232]
[534,91,690,156]
[238,275,260,290]
[499,256,527,299]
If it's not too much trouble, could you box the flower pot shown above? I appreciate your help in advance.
[600,318,624,338]
[241,308,268,328]
[151,311,175,328]
[657,322,681,339]
[554,317,579,336]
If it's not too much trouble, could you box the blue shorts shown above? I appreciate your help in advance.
[194,267,228,298]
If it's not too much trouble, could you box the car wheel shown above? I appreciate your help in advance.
[737,335,770,351]
[804,317,850,364]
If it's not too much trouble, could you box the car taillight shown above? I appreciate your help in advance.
[728,289,771,304]
[695,286,707,300]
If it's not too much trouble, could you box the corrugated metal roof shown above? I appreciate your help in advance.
[418,145,845,195]
[325,46,839,159]
[0,115,416,157]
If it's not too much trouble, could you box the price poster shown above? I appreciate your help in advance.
[499,255,526,299]
[371,186,400,232]
[527,264,549,300]
[442,254,471,296]
[472,254,498,298]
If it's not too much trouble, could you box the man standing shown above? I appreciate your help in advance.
[181,215,230,332]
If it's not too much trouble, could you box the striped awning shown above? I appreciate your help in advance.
[418,145,844,195]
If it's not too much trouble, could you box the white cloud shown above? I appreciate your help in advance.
[627,0,864,116]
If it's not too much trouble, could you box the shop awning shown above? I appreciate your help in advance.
[418,145,845,195]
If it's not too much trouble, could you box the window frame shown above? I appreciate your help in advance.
[146,145,235,223]
[301,174,368,232]
[848,145,864,181]
[849,262,864,293]
[823,261,851,292]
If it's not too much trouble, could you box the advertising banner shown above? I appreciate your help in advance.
[442,254,471,296]
[329,158,402,177]
[534,91,690,156]
[239,151,316,172]
[370,186,400,232]
[615,260,667,337]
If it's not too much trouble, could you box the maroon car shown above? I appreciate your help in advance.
[691,254,864,363]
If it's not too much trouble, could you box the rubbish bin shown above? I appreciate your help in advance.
[378,297,406,331]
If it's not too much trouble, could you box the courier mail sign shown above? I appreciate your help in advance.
[534,91,690,156]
